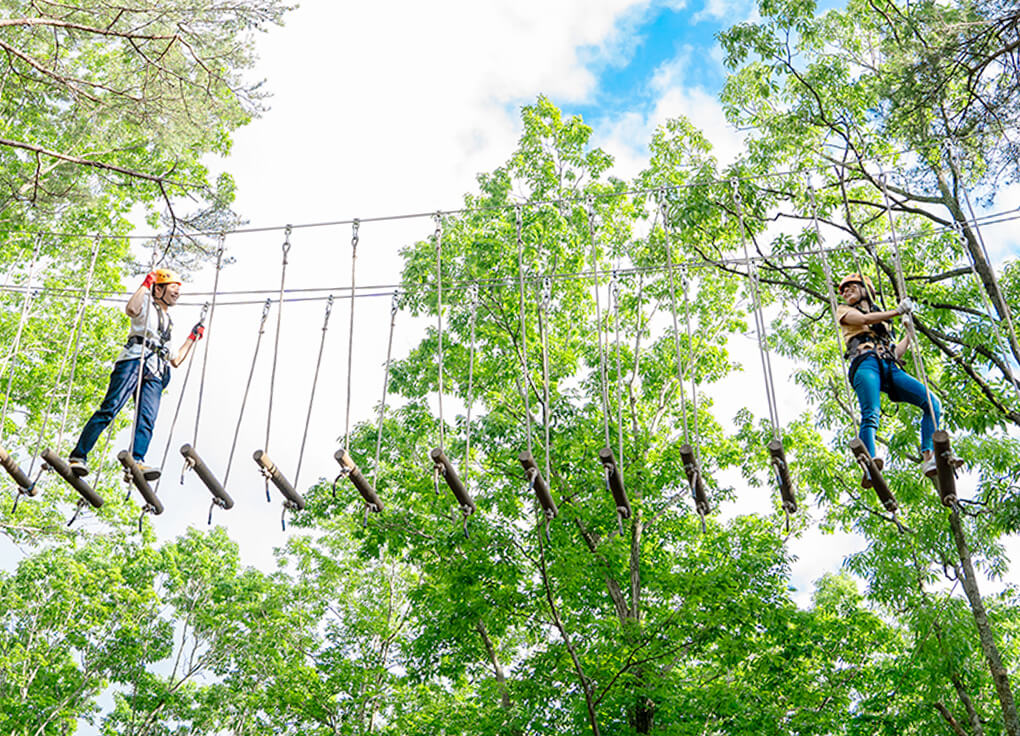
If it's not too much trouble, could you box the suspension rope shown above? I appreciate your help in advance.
[659,192,692,447]
[295,295,333,488]
[193,236,225,447]
[588,199,612,449]
[516,206,534,459]
[58,235,103,447]
[125,240,158,460]
[540,276,553,485]
[806,178,859,429]
[733,180,782,440]
[224,298,272,487]
[876,169,940,429]
[682,267,701,452]
[343,220,359,453]
[0,235,43,443]
[464,284,479,477]
[434,212,445,451]
[612,269,623,463]
[374,290,399,488]
[29,236,102,474]
[265,227,291,459]
[154,301,209,491]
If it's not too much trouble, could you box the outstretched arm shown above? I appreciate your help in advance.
[126,272,156,317]
[170,323,204,368]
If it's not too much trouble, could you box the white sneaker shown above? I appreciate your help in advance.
[68,457,89,477]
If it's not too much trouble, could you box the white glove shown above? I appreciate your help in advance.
[896,298,913,315]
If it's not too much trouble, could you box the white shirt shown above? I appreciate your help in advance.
[115,294,173,375]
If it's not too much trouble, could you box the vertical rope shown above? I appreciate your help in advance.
[265,227,291,456]
[28,236,102,474]
[516,206,534,459]
[588,198,612,448]
[433,212,445,451]
[464,284,479,476]
[295,295,333,487]
[612,270,623,463]
[540,276,553,484]
[374,290,399,487]
[733,180,781,440]
[0,234,42,442]
[59,235,104,450]
[155,301,208,491]
[876,169,940,428]
[806,178,859,430]
[681,268,701,452]
[343,220,359,453]
[193,236,224,447]
[224,299,271,487]
[659,192,692,446]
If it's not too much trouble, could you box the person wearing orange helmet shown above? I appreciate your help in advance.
[836,272,941,484]
[68,268,204,480]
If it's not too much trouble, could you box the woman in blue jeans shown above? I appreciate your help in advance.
[69,269,203,481]
[836,273,942,485]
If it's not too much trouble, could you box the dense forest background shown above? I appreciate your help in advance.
[0,0,1018,734]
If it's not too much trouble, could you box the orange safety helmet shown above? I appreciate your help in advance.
[838,272,875,301]
[152,268,183,286]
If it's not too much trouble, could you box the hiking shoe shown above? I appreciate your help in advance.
[68,457,89,477]
[861,457,884,489]
[135,462,161,481]
[923,454,965,479]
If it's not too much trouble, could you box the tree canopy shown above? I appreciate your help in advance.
[0,0,1017,734]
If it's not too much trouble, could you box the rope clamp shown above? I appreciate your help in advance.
[351,218,360,249]
[323,294,334,324]
[730,178,742,204]
[390,290,399,315]
[282,225,292,259]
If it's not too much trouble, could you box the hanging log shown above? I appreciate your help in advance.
[932,431,958,508]
[766,439,797,514]
[0,445,35,494]
[430,448,475,513]
[334,449,383,511]
[117,451,164,515]
[180,444,234,510]
[848,439,897,512]
[598,447,631,519]
[41,448,103,508]
[679,444,710,516]
[253,450,305,510]
[519,450,557,519]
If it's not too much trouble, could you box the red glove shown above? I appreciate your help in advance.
[141,271,157,289]
[188,323,205,341]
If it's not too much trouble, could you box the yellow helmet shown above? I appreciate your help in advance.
[152,269,182,286]
[838,272,874,296]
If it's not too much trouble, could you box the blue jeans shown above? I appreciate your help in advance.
[850,353,939,458]
[72,359,170,462]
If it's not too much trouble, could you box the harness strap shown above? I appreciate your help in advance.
[126,335,170,361]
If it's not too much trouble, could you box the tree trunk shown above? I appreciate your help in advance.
[951,671,985,736]
[933,166,1020,364]
[934,702,969,736]
[949,509,1020,736]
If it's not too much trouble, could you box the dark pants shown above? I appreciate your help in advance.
[850,353,939,458]
[72,358,170,462]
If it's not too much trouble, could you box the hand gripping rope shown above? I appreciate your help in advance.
[732,179,798,527]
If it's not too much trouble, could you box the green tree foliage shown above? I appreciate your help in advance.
[0,0,1017,733]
